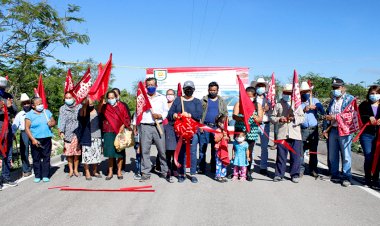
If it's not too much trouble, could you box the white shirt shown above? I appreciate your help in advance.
[256,96,269,122]
[12,110,27,133]
[140,93,168,124]
[331,97,343,127]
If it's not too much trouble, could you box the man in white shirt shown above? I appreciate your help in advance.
[12,93,32,177]
[139,78,171,182]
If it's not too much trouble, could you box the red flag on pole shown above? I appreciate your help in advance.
[237,75,255,132]
[37,73,48,109]
[71,68,92,104]
[267,72,276,108]
[291,70,301,110]
[88,53,112,101]
[0,104,9,157]
[5,75,9,81]
[336,98,363,136]
[64,69,74,93]
[136,81,152,125]
[177,82,182,97]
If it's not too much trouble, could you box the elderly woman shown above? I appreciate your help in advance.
[58,92,82,178]
[25,97,56,183]
[78,98,102,180]
[100,90,131,180]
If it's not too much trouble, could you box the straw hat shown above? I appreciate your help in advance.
[300,81,311,91]
[283,84,293,92]
[251,77,268,89]
[20,93,30,102]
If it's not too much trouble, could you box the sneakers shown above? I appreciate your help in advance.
[291,176,300,183]
[215,177,223,183]
[270,145,277,150]
[139,174,151,182]
[178,176,186,183]
[191,176,198,183]
[133,174,142,180]
[273,176,283,182]
[330,177,341,183]
[222,177,228,183]
[34,178,41,183]
[3,179,18,187]
[165,175,174,183]
[342,179,351,187]
[310,171,319,178]
[42,177,50,183]
[23,172,32,177]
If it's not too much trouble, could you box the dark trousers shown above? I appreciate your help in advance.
[31,137,52,179]
[275,139,302,178]
[1,130,13,181]
[20,131,32,173]
[199,129,216,172]
[178,133,199,175]
[301,127,319,173]
[166,150,177,176]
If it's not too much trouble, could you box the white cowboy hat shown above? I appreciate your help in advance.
[0,76,7,88]
[283,84,293,92]
[300,81,311,91]
[20,93,30,102]
[251,77,268,89]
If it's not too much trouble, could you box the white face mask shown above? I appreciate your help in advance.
[236,136,245,143]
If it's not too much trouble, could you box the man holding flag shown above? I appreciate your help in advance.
[270,83,305,183]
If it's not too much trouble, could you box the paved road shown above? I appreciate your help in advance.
[1,142,380,226]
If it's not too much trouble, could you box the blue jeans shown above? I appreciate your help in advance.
[134,148,141,175]
[178,132,199,175]
[259,123,270,170]
[198,129,216,172]
[359,133,377,181]
[20,131,32,173]
[1,132,13,181]
[328,127,352,179]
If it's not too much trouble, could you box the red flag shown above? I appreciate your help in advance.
[64,69,74,93]
[267,72,276,108]
[136,81,152,125]
[336,98,363,136]
[307,79,314,90]
[237,75,255,132]
[291,70,301,110]
[37,73,48,109]
[0,104,9,157]
[177,82,182,97]
[5,75,9,81]
[71,68,92,104]
[88,53,112,101]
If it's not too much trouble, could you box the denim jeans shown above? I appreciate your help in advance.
[259,123,270,170]
[178,132,199,175]
[1,132,13,181]
[20,131,32,173]
[359,133,377,181]
[328,127,352,179]
[198,128,216,172]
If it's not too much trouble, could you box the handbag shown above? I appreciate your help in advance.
[114,129,134,151]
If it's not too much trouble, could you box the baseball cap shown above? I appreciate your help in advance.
[183,80,195,89]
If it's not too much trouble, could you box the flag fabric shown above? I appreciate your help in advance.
[307,79,314,90]
[5,75,9,81]
[71,68,92,104]
[267,72,276,108]
[336,98,363,136]
[237,75,255,132]
[291,70,301,110]
[37,73,48,109]
[33,88,39,97]
[177,82,182,97]
[88,53,112,101]
[64,69,74,93]
[217,118,230,166]
[136,81,152,125]
[0,104,9,158]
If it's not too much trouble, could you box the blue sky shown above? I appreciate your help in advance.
[49,0,380,91]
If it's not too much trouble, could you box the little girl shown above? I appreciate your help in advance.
[214,115,230,183]
[232,132,250,181]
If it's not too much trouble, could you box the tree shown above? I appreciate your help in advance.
[0,0,89,100]
[299,72,332,99]
[375,79,380,85]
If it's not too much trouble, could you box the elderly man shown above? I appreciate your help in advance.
[323,78,355,187]
[139,77,171,183]
[271,84,305,183]
[198,81,228,175]
[299,82,325,177]
[0,76,18,190]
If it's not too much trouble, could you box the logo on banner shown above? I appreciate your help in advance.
[154,69,167,81]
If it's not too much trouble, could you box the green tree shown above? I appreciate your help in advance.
[299,72,332,99]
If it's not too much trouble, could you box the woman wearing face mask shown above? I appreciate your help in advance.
[78,98,102,180]
[359,85,380,188]
[12,93,33,177]
[58,92,82,178]
[232,86,263,181]
[25,97,56,183]
[100,90,131,180]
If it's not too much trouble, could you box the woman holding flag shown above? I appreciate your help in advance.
[25,97,56,183]
[359,85,380,188]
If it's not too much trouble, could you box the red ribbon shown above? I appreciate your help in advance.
[0,104,9,158]
[371,128,380,175]
[50,185,155,192]
[352,122,371,143]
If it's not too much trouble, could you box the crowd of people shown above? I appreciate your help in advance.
[0,75,379,190]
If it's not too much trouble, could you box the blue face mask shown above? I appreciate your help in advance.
[332,89,342,98]
[146,86,156,95]
[0,88,5,96]
[65,98,75,106]
[301,93,310,101]
[108,98,117,106]
[282,94,290,102]
[36,104,44,112]
[369,94,380,102]
[256,87,265,95]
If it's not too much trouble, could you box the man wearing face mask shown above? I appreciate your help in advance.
[168,80,203,183]
[271,84,305,183]
[299,82,325,178]
[252,78,272,176]
[323,78,355,187]
[139,77,171,183]
[12,93,33,177]
[0,76,18,190]
[198,81,228,175]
